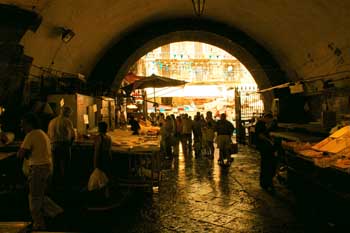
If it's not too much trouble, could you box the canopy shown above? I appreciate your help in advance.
[123,72,144,84]
[121,74,188,114]
[121,74,187,95]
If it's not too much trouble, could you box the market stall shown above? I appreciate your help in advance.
[73,127,161,190]
[273,125,350,226]
[108,129,161,188]
[280,126,350,171]
[47,93,98,134]
[0,126,161,193]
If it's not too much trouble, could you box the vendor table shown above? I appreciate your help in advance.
[270,131,324,143]
[109,129,161,189]
[74,129,162,190]
[284,149,350,196]
[0,129,162,192]
[0,221,31,233]
[113,146,161,189]
[0,152,16,161]
[272,128,350,227]
[0,152,22,192]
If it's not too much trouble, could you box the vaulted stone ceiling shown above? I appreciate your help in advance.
[4,0,350,88]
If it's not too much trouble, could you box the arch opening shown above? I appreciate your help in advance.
[126,41,265,122]
[89,18,287,111]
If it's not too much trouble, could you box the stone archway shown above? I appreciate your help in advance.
[89,18,287,111]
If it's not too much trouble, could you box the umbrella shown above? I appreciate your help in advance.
[120,73,145,96]
[132,74,187,89]
[121,74,188,111]
[123,72,145,84]
[121,73,187,96]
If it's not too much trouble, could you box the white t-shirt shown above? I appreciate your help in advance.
[21,129,52,166]
[48,116,74,143]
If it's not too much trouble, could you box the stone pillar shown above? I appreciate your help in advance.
[0,4,41,134]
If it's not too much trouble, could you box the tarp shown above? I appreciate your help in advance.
[121,74,187,96]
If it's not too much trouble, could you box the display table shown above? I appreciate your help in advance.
[0,152,16,161]
[107,129,161,189]
[274,125,350,227]
[277,122,329,135]
[0,141,21,152]
[0,221,31,233]
[284,149,350,193]
[0,129,162,191]
[270,131,324,143]
[74,129,162,189]
[0,152,22,192]
[282,148,350,227]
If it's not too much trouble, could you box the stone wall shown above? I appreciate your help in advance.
[0,4,41,134]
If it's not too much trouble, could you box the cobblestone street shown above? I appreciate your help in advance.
[72,145,306,233]
[1,145,311,233]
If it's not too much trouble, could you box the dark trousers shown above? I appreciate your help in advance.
[163,136,173,158]
[180,134,192,155]
[259,148,277,188]
[52,142,71,188]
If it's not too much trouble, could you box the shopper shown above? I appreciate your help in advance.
[47,106,75,188]
[203,111,216,159]
[192,114,203,158]
[254,113,277,192]
[181,114,193,155]
[173,115,182,156]
[94,122,112,175]
[93,121,112,198]
[18,112,63,231]
[164,115,174,159]
[215,113,234,165]
[128,115,140,135]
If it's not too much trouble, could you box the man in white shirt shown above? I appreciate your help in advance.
[18,112,63,231]
[47,106,75,187]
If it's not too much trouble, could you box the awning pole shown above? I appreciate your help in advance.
[154,87,156,113]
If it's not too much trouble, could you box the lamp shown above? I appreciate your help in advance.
[61,28,75,43]
[191,0,206,17]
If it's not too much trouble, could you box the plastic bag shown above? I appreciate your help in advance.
[88,168,109,191]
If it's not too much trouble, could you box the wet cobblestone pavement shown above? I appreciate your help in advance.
[1,145,311,233]
[104,145,306,233]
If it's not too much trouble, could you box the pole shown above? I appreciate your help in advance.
[154,87,156,113]
[142,90,147,120]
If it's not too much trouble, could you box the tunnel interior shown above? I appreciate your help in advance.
[89,18,289,113]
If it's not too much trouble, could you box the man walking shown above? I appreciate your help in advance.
[18,112,63,230]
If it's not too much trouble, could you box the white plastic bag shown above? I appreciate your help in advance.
[88,168,109,191]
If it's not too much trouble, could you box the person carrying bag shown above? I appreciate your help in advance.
[88,122,112,198]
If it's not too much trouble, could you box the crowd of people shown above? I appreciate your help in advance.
[155,111,236,164]
[153,110,280,192]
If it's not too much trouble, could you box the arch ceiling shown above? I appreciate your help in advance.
[7,0,350,87]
